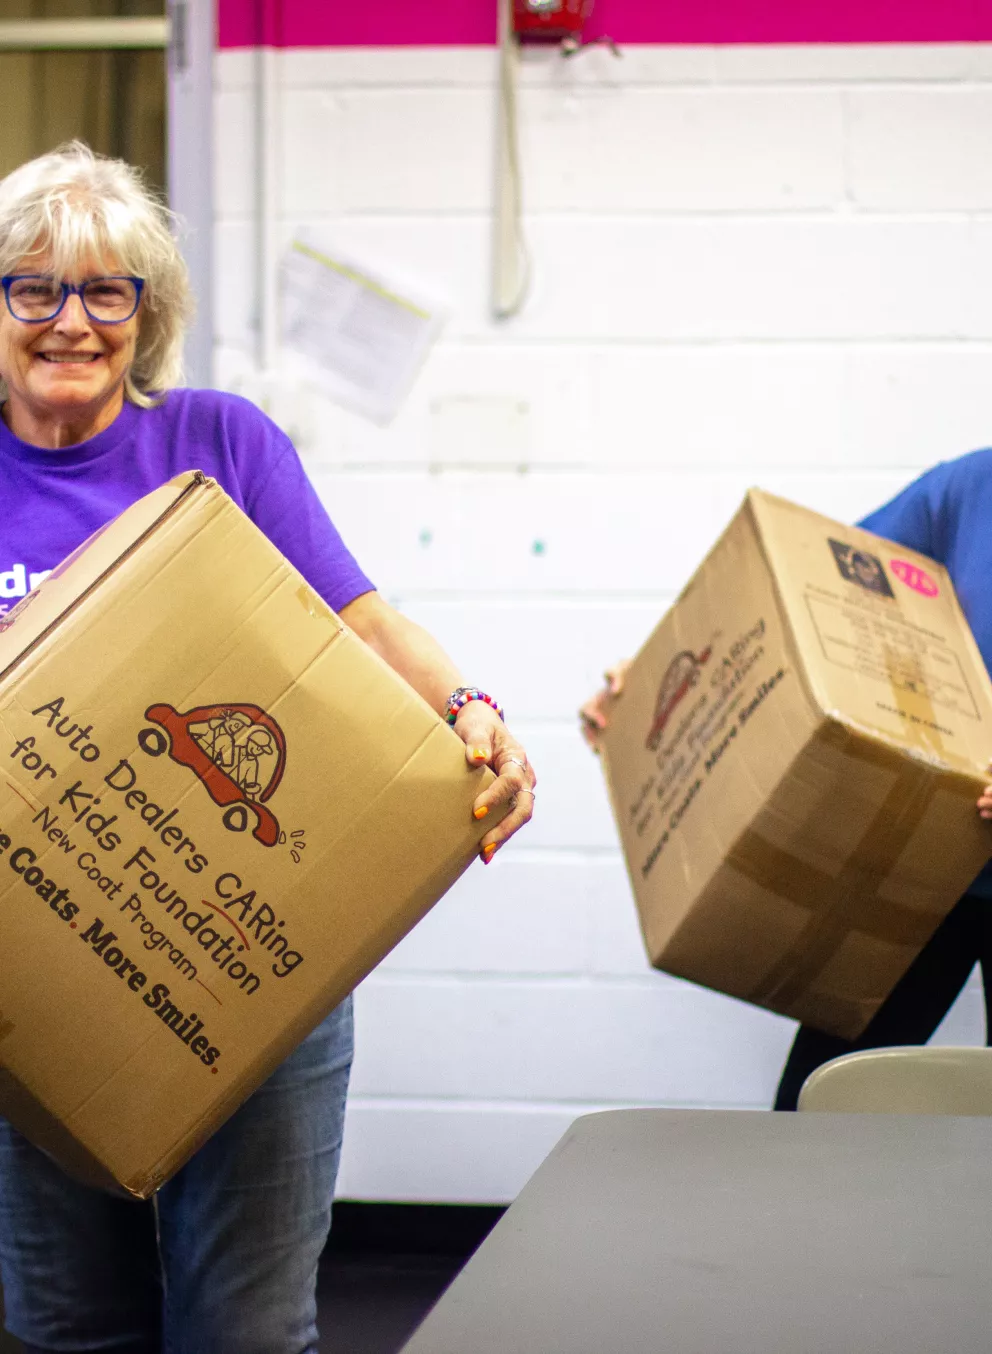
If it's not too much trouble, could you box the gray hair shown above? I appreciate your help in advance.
[0,141,193,407]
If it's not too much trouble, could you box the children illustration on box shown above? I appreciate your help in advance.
[188,709,278,802]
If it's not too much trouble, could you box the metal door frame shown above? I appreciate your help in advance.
[167,0,213,387]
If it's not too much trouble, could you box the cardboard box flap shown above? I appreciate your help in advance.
[0,471,204,682]
[748,489,992,778]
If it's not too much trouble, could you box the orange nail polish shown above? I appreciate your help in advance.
[473,747,488,762]
[474,805,489,820]
[482,844,497,863]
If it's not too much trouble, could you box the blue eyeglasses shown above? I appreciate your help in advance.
[1,275,144,325]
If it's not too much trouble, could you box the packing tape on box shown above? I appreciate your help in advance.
[727,724,983,1019]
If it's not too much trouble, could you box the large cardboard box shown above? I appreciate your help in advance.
[601,490,992,1039]
[0,472,494,1196]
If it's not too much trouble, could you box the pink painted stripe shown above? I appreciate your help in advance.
[218,0,992,49]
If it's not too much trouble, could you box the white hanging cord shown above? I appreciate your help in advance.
[492,0,531,320]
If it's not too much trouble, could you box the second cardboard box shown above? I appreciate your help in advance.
[601,490,992,1039]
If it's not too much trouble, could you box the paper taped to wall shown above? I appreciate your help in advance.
[279,232,446,425]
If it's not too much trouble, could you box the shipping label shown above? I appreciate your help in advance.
[804,588,979,722]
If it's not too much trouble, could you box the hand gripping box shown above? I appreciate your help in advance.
[600,490,992,1040]
[0,472,495,1196]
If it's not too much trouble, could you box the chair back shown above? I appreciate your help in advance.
[798,1046,992,1115]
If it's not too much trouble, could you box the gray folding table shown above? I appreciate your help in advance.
[401,1108,992,1354]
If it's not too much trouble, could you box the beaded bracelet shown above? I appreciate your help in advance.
[445,686,505,726]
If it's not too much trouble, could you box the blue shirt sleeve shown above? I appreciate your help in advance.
[856,466,947,563]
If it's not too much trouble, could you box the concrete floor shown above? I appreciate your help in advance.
[318,1203,503,1354]
[317,1251,462,1353]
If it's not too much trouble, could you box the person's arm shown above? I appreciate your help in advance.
[227,402,534,859]
[857,466,942,560]
[340,590,535,862]
[579,662,631,753]
[340,591,462,712]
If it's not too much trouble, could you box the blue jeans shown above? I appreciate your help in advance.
[0,997,353,1354]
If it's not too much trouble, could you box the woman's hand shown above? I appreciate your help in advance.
[978,766,992,819]
[337,594,535,865]
[579,660,631,753]
[454,702,536,864]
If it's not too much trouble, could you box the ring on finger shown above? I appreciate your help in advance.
[501,755,528,774]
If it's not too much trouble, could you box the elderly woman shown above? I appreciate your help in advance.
[0,142,536,1354]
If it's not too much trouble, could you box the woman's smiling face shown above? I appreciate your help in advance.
[0,249,141,447]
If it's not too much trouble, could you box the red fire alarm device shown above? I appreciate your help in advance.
[512,0,595,49]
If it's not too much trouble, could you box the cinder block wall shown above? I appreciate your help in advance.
[213,41,991,1202]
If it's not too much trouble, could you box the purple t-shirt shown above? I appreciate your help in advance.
[0,388,374,619]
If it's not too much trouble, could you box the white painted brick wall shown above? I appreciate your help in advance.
[214,43,990,1203]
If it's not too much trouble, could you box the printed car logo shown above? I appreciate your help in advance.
[646,648,712,751]
[139,703,286,847]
